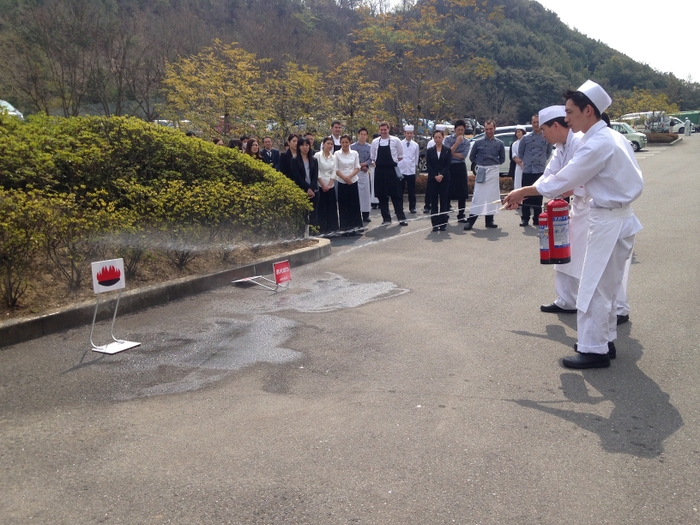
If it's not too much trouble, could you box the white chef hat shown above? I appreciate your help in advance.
[538,105,566,126]
[404,125,414,131]
[577,79,612,114]
[435,124,446,131]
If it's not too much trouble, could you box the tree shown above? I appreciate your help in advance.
[162,40,264,139]
[263,61,330,141]
[326,56,384,134]
[608,88,680,118]
[352,1,464,127]
[0,0,103,116]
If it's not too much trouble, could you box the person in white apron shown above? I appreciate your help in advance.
[351,128,372,223]
[369,132,380,210]
[465,119,505,230]
[503,80,643,369]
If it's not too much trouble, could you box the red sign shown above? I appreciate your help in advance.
[273,260,291,285]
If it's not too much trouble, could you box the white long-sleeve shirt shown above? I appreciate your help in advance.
[370,136,403,165]
[534,120,643,209]
[315,151,336,185]
[334,149,360,184]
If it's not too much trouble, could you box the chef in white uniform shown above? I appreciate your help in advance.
[538,106,633,326]
[535,105,585,314]
[503,80,643,369]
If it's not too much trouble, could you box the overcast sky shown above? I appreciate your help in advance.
[534,0,698,82]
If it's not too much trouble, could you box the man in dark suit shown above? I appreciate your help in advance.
[261,136,280,171]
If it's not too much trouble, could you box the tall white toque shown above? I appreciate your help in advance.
[577,79,612,113]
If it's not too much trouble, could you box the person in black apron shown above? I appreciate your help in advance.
[370,122,408,226]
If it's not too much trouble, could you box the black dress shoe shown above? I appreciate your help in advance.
[463,223,473,231]
[363,217,371,223]
[485,222,498,228]
[432,226,439,232]
[399,221,408,226]
[519,220,529,227]
[574,341,616,359]
[457,218,467,223]
[562,352,610,369]
[381,220,391,225]
[439,225,446,231]
[533,221,539,226]
[617,314,629,325]
[423,208,431,214]
[540,302,577,314]
[410,209,416,214]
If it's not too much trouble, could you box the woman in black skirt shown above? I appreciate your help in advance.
[334,134,363,234]
[314,137,339,235]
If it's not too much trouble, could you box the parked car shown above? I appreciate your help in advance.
[0,100,24,120]
[610,121,647,151]
[468,125,533,175]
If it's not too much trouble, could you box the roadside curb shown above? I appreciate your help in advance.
[0,238,331,349]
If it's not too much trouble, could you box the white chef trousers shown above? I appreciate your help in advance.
[576,232,636,354]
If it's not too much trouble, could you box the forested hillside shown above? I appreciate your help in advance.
[1,0,697,135]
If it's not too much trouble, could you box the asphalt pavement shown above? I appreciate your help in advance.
[1,135,699,524]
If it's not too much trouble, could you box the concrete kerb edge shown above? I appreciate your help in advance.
[0,238,331,349]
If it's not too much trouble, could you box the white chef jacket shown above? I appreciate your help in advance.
[537,129,586,278]
[534,121,643,208]
[534,120,643,314]
[398,139,420,175]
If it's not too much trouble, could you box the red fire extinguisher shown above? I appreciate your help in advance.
[539,203,550,264]
[547,196,571,264]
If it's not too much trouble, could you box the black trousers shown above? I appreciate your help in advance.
[449,162,469,218]
[379,194,407,222]
[401,174,416,211]
[521,172,544,223]
[427,176,450,226]
[375,167,406,222]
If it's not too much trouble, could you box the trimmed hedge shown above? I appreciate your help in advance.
[0,114,312,303]
[646,133,678,143]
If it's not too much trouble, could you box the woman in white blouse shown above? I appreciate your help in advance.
[510,126,526,189]
[314,137,339,235]
[334,134,363,234]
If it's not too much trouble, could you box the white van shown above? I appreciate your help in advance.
[619,111,687,134]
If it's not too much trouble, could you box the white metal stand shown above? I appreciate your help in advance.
[232,275,289,292]
[89,289,141,354]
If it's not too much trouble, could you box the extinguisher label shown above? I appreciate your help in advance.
[539,225,549,251]
[552,215,570,248]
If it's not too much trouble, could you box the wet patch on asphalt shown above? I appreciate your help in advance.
[108,274,408,399]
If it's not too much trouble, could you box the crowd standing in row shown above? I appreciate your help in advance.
[239,120,423,236]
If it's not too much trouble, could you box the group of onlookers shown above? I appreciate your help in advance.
[216,118,516,235]
[240,120,417,236]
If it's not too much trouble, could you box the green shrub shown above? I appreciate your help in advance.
[0,115,312,284]
[44,191,125,290]
[0,189,48,307]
